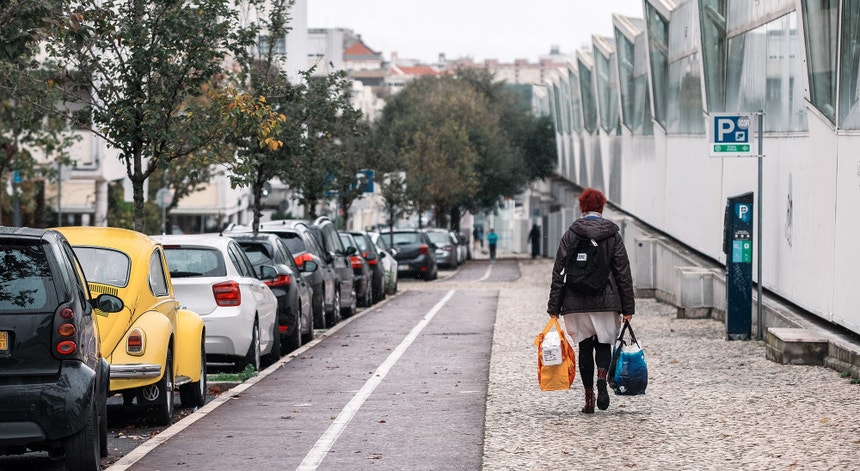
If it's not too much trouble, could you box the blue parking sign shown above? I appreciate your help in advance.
[710,113,755,157]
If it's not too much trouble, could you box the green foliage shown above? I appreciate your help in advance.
[46,0,251,231]
[375,69,554,227]
[208,364,258,382]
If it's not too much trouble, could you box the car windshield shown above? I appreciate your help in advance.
[74,246,131,287]
[391,232,422,245]
[0,242,53,311]
[162,247,226,278]
[239,242,274,266]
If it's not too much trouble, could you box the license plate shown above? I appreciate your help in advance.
[0,331,7,351]
[398,264,410,271]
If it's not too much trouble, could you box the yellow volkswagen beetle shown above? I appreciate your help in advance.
[56,227,206,425]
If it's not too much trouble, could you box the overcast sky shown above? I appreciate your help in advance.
[307,0,646,63]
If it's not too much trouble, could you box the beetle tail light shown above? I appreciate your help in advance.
[127,328,145,355]
[213,281,241,306]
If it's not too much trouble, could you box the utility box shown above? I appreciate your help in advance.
[723,192,754,340]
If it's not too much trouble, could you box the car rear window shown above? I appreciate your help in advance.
[391,233,422,245]
[239,242,274,266]
[163,247,227,278]
[0,242,55,311]
[426,232,450,245]
[351,235,369,251]
[74,246,131,287]
[279,233,307,255]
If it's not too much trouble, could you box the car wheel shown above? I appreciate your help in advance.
[284,306,302,353]
[180,340,207,408]
[263,317,282,366]
[98,393,108,457]
[63,395,99,471]
[302,305,316,344]
[313,288,326,330]
[146,348,175,426]
[343,286,357,318]
[241,320,261,372]
[326,287,341,327]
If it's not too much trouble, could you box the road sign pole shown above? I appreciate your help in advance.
[756,110,764,340]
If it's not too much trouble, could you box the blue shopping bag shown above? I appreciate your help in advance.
[608,320,648,395]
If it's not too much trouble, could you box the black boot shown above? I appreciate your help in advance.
[581,388,595,413]
[596,368,610,411]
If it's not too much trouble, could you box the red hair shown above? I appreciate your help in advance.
[579,188,606,213]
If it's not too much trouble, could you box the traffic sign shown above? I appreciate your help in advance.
[710,113,756,157]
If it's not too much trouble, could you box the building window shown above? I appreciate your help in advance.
[594,45,619,133]
[634,30,655,135]
[646,2,670,129]
[258,35,286,56]
[726,13,808,132]
[699,0,728,113]
[838,1,860,129]
[616,30,636,131]
[578,57,598,134]
[568,68,584,133]
[801,0,837,123]
[667,2,705,134]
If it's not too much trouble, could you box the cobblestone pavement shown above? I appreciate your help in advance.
[480,257,860,471]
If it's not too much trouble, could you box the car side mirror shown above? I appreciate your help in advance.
[303,260,318,273]
[365,252,377,261]
[259,265,278,280]
[378,252,386,259]
[93,294,124,313]
[344,246,357,256]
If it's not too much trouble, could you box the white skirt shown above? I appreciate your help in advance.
[562,311,622,344]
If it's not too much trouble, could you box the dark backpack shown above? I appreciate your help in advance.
[564,236,611,294]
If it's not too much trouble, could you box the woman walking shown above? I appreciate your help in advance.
[546,188,635,413]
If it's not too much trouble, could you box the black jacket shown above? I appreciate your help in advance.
[546,215,635,316]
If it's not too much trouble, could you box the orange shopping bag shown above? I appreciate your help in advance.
[533,317,576,391]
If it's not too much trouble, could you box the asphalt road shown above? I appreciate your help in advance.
[0,258,508,471]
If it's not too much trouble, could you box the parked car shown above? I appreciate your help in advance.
[369,231,399,295]
[339,231,372,307]
[0,227,124,469]
[226,232,316,352]
[154,234,279,372]
[311,217,357,319]
[256,220,337,329]
[58,226,207,426]
[385,229,438,281]
[347,230,387,303]
[425,228,460,269]
[454,231,471,264]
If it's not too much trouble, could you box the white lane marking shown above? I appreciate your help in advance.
[297,289,457,471]
[478,263,493,281]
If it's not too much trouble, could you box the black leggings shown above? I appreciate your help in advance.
[578,336,611,389]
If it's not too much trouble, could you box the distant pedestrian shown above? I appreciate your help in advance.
[473,226,483,251]
[528,224,541,259]
[487,228,499,261]
[546,188,635,413]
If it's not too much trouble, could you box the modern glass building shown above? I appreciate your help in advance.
[546,0,860,335]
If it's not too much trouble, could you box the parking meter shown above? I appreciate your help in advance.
[723,192,754,340]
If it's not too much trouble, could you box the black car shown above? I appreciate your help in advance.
[311,217,357,320]
[0,227,123,470]
[347,230,386,304]
[339,232,372,308]
[227,232,317,352]
[386,229,439,281]
[255,221,337,330]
